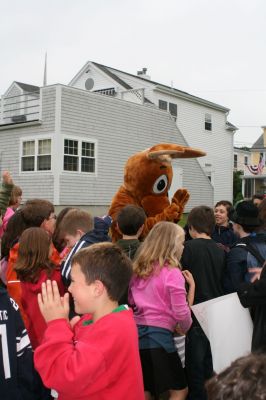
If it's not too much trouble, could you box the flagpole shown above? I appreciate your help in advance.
[43,52,47,86]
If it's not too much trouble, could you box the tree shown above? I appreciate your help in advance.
[233,170,243,204]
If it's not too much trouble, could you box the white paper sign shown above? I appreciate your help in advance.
[191,293,253,373]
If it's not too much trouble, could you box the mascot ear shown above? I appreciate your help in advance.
[147,143,206,160]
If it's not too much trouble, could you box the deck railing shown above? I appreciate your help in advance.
[0,91,40,125]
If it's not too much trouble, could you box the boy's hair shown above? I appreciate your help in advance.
[14,227,53,283]
[252,194,264,201]
[187,206,215,236]
[52,207,76,252]
[22,199,54,227]
[117,205,146,235]
[214,200,233,216]
[206,353,266,400]
[60,209,93,236]
[9,185,22,206]
[72,242,133,301]
[133,221,184,278]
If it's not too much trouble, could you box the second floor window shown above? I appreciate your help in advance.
[158,100,167,110]
[205,114,212,131]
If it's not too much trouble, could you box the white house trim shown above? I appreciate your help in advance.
[53,85,62,204]
[19,134,53,175]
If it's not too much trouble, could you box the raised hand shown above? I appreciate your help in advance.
[2,171,13,185]
[38,280,69,323]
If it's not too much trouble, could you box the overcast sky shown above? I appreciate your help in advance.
[1,0,265,147]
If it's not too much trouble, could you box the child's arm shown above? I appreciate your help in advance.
[0,171,13,216]
[35,281,107,396]
[182,269,195,306]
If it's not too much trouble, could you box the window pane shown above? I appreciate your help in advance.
[64,139,78,155]
[38,139,51,155]
[23,141,35,156]
[37,155,51,170]
[82,142,95,157]
[158,100,167,110]
[81,157,95,173]
[64,155,78,171]
[22,156,35,171]
[169,103,177,117]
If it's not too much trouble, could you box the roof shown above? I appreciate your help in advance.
[14,82,40,93]
[252,134,264,149]
[91,62,152,104]
[88,62,230,112]
[226,121,238,131]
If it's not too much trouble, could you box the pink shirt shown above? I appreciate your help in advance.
[0,207,14,238]
[128,263,192,333]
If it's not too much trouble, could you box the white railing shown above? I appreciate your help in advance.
[0,91,40,125]
[120,88,145,104]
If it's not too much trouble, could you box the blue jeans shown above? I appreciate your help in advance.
[185,325,214,400]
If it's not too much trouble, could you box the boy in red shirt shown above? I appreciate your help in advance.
[34,243,145,400]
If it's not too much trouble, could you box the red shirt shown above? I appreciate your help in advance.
[34,309,145,400]
[6,242,63,326]
[21,269,65,349]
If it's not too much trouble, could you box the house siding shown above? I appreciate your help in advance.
[59,86,213,209]
[0,86,56,202]
[152,91,233,203]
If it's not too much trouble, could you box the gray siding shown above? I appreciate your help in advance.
[0,86,56,202]
[60,86,213,210]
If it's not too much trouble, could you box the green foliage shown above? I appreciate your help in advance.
[233,171,243,204]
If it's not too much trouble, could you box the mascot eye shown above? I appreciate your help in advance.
[153,174,168,194]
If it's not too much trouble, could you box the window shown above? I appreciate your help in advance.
[64,139,95,173]
[234,154,238,169]
[21,138,51,172]
[38,139,51,171]
[169,103,177,118]
[205,114,212,131]
[244,156,248,166]
[158,100,167,110]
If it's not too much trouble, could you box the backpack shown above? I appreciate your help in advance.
[234,238,266,282]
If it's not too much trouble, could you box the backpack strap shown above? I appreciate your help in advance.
[235,242,265,266]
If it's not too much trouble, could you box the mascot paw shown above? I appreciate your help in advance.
[172,188,190,208]
[164,203,179,221]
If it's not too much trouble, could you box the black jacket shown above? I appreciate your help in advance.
[238,267,266,352]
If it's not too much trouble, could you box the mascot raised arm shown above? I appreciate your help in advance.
[108,143,206,241]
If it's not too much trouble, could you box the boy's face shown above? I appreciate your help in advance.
[64,232,82,249]
[68,262,96,314]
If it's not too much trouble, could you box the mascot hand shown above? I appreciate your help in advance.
[171,188,189,221]
[172,188,189,209]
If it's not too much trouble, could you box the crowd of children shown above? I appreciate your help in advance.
[1,170,266,400]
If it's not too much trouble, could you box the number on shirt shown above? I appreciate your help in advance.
[0,324,11,379]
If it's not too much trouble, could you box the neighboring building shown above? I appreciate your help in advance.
[0,84,213,213]
[233,147,251,173]
[69,62,236,203]
[242,127,266,198]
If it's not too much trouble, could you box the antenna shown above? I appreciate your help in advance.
[43,52,47,86]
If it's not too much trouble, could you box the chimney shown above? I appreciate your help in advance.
[137,67,151,80]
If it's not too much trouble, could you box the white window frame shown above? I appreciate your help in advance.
[19,135,52,174]
[62,135,97,175]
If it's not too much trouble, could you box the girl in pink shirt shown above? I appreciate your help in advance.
[0,184,22,238]
[129,221,195,400]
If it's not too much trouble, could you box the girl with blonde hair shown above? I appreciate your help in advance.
[129,221,195,400]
